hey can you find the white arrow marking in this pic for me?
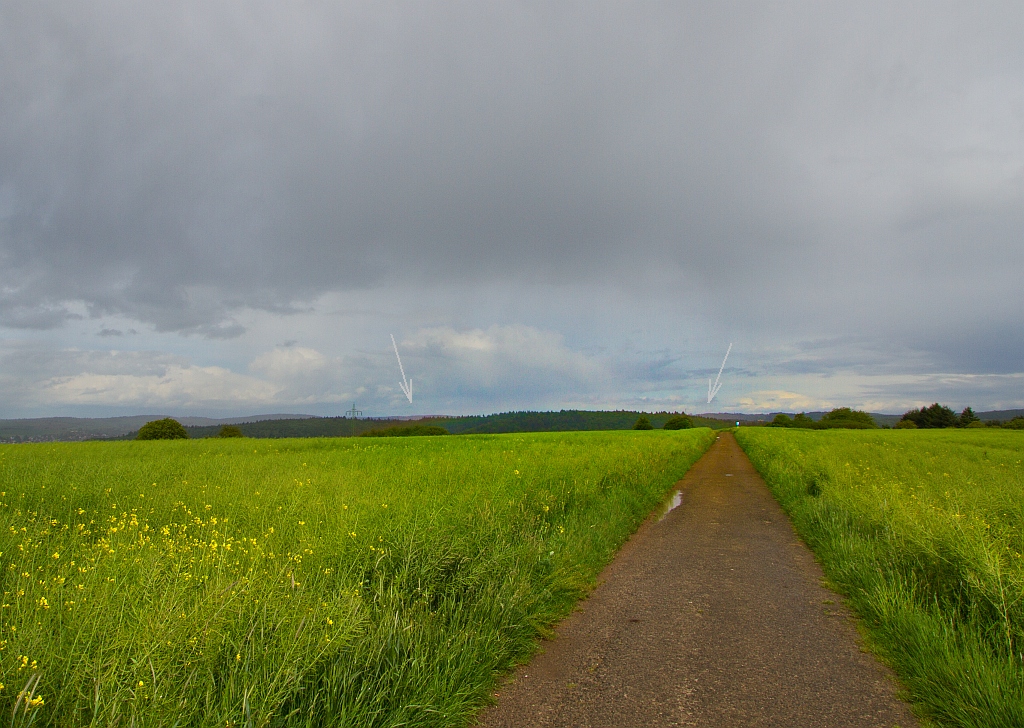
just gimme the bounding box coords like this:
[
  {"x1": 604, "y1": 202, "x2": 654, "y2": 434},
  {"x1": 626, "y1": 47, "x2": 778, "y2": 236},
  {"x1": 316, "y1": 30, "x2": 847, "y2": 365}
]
[
  {"x1": 391, "y1": 334, "x2": 413, "y2": 404},
  {"x1": 707, "y1": 343, "x2": 732, "y2": 404}
]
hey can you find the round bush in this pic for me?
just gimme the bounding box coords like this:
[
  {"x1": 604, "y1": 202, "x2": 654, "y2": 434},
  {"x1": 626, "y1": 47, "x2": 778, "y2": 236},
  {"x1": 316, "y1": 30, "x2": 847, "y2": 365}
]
[
  {"x1": 217, "y1": 425, "x2": 245, "y2": 438},
  {"x1": 136, "y1": 418, "x2": 189, "y2": 440},
  {"x1": 633, "y1": 416, "x2": 654, "y2": 430},
  {"x1": 663, "y1": 415, "x2": 693, "y2": 430}
]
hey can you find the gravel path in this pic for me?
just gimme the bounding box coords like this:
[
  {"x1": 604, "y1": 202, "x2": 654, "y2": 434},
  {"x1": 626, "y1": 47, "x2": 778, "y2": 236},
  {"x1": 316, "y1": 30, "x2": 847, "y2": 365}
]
[{"x1": 476, "y1": 432, "x2": 918, "y2": 728}]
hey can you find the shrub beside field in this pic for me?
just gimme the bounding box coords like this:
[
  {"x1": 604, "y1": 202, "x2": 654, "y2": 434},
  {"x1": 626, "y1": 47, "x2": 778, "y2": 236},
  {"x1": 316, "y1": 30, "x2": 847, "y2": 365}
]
[
  {"x1": 736, "y1": 428, "x2": 1024, "y2": 728},
  {"x1": 0, "y1": 429, "x2": 713, "y2": 726}
]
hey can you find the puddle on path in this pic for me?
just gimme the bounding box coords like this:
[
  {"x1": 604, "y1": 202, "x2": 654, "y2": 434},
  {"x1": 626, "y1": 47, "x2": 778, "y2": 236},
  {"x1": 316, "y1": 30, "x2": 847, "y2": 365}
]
[{"x1": 659, "y1": 490, "x2": 683, "y2": 520}]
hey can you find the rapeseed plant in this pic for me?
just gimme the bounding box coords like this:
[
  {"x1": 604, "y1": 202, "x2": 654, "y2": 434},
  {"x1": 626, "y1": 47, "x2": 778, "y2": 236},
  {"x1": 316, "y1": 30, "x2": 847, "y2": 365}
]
[
  {"x1": 738, "y1": 428, "x2": 1024, "y2": 728},
  {"x1": 0, "y1": 429, "x2": 712, "y2": 726}
]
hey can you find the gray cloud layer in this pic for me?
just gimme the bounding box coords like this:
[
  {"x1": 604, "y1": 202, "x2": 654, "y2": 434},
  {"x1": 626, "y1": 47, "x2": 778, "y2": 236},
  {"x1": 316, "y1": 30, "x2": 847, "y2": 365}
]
[{"x1": 2, "y1": 3, "x2": 1023, "y2": 414}]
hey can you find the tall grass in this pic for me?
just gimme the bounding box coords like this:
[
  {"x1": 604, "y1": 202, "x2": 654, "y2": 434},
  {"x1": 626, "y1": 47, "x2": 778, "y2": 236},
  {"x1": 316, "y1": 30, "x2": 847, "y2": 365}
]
[
  {"x1": 0, "y1": 429, "x2": 714, "y2": 726},
  {"x1": 736, "y1": 428, "x2": 1024, "y2": 727}
]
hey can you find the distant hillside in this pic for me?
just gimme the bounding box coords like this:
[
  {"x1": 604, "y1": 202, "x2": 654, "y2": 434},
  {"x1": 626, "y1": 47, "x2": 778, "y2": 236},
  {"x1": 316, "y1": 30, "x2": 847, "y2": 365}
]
[
  {"x1": 979, "y1": 409, "x2": 1024, "y2": 422},
  {"x1": 176, "y1": 410, "x2": 732, "y2": 439},
  {"x1": 0, "y1": 414, "x2": 315, "y2": 443},
  {"x1": 700, "y1": 412, "x2": 772, "y2": 422},
  {"x1": 5, "y1": 406, "x2": 1017, "y2": 443},
  {"x1": 184, "y1": 417, "x2": 398, "y2": 440}
]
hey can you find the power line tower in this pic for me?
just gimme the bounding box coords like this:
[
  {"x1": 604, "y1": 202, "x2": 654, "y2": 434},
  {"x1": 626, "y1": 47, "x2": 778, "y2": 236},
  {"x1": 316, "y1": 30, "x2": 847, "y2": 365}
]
[{"x1": 345, "y1": 403, "x2": 362, "y2": 419}]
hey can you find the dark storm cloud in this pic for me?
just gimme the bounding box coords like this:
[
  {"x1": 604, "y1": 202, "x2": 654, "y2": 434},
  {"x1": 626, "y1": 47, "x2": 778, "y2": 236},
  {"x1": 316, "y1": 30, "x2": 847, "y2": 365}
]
[{"x1": 1, "y1": 0, "x2": 1022, "y2": 379}]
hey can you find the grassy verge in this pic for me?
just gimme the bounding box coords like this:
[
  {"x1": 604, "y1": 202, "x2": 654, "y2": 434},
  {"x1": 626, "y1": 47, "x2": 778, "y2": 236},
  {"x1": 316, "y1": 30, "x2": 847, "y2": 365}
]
[
  {"x1": 0, "y1": 428, "x2": 714, "y2": 726},
  {"x1": 735, "y1": 428, "x2": 1024, "y2": 727}
]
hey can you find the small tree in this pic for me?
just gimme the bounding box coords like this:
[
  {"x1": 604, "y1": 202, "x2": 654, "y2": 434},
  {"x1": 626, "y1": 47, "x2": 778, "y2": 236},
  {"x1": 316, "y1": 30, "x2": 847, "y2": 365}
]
[
  {"x1": 136, "y1": 418, "x2": 188, "y2": 440},
  {"x1": 958, "y1": 407, "x2": 980, "y2": 428},
  {"x1": 901, "y1": 403, "x2": 958, "y2": 429},
  {"x1": 663, "y1": 415, "x2": 692, "y2": 430},
  {"x1": 893, "y1": 420, "x2": 917, "y2": 429},
  {"x1": 217, "y1": 425, "x2": 244, "y2": 438},
  {"x1": 769, "y1": 414, "x2": 793, "y2": 427},
  {"x1": 792, "y1": 413, "x2": 818, "y2": 429},
  {"x1": 633, "y1": 416, "x2": 654, "y2": 430}
]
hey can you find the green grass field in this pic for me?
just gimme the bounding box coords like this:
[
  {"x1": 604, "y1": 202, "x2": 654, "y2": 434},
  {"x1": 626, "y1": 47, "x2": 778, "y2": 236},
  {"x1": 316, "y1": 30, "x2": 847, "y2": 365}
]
[
  {"x1": 0, "y1": 429, "x2": 714, "y2": 726},
  {"x1": 735, "y1": 428, "x2": 1024, "y2": 728}
]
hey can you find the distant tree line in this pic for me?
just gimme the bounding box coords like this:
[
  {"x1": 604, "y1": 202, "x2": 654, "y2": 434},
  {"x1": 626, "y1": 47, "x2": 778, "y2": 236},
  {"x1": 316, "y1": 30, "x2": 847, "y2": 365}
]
[
  {"x1": 120, "y1": 410, "x2": 731, "y2": 441},
  {"x1": 767, "y1": 404, "x2": 1024, "y2": 431},
  {"x1": 121, "y1": 406, "x2": 1024, "y2": 441},
  {"x1": 768, "y1": 407, "x2": 878, "y2": 429},
  {"x1": 359, "y1": 425, "x2": 449, "y2": 437},
  {"x1": 896, "y1": 403, "x2": 1024, "y2": 429},
  {"x1": 443, "y1": 409, "x2": 719, "y2": 434}
]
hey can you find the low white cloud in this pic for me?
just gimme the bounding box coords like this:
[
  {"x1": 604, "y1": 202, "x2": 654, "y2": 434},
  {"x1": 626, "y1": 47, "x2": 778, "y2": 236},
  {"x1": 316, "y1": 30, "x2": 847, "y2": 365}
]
[
  {"x1": 732, "y1": 372, "x2": 1024, "y2": 415},
  {"x1": 249, "y1": 347, "x2": 329, "y2": 379},
  {"x1": 42, "y1": 365, "x2": 280, "y2": 408},
  {"x1": 736, "y1": 390, "x2": 825, "y2": 413},
  {"x1": 0, "y1": 346, "x2": 286, "y2": 414}
]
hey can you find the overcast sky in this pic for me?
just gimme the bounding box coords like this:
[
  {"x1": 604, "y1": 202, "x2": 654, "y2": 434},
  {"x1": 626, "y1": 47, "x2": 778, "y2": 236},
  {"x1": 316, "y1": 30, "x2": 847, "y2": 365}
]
[{"x1": 1, "y1": 2, "x2": 1022, "y2": 418}]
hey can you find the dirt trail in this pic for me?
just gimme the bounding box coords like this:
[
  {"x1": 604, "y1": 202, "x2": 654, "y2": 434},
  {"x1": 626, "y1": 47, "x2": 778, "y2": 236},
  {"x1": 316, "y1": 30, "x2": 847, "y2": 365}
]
[{"x1": 476, "y1": 432, "x2": 918, "y2": 728}]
